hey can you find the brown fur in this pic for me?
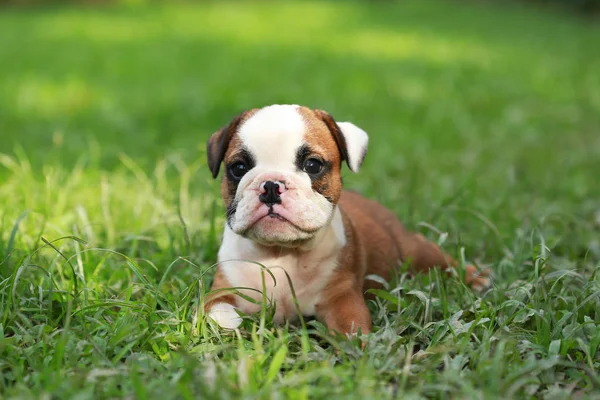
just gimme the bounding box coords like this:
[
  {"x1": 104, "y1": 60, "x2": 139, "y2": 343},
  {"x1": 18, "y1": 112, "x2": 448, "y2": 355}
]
[
  {"x1": 297, "y1": 106, "x2": 344, "y2": 203},
  {"x1": 207, "y1": 109, "x2": 259, "y2": 213},
  {"x1": 220, "y1": 135, "x2": 245, "y2": 210},
  {"x1": 315, "y1": 191, "x2": 489, "y2": 335},
  {"x1": 315, "y1": 209, "x2": 371, "y2": 335},
  {"x1": 207, "y1": 108, "x2": 258, "y2": 179}
]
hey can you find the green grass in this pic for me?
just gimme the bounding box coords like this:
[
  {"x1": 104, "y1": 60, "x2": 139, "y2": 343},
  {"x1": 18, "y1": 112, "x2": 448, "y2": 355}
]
[{"x1": 1, "y1": 0, "x2": 599, "y2": 398}]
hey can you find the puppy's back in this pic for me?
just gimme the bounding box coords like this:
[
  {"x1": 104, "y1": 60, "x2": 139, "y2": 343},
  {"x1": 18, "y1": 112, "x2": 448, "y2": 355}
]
[
  {"x1": 338, "y1": 190, "x2": 404, "y2": 284},
  {"x1": 339, "y1": 190, "x2": 455, "y2": 285}
]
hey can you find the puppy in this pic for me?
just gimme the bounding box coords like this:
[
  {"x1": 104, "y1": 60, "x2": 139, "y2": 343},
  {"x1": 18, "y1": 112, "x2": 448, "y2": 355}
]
[{"x1": 204, "y1": 105, "x2": 489, "y2": 335}]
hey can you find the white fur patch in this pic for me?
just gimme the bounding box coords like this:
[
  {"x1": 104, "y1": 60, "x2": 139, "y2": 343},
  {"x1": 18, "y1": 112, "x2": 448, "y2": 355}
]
[
  {"x1": 218, "y1": 207, "x2": 346, "y2": 322},
  {"x1": 331, "y1": 204, "x2": 346, "y2": 246},
  {"x1": 208, "y1": 302, "x2": 243, "y2": 330},
  {"x1": 337, "y1": 122, "x2": 369, "y2": 172},
  {"x1": 238, "y1": 104, "x2": 304, "y2": 171}
]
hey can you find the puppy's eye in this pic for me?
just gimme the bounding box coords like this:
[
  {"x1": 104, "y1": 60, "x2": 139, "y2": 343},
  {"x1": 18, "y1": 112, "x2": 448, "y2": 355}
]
[
  {"x1": 229, "y1": 162, "x2": 249, "y2": 179},
  {"x1": 303, "y1": 158, "x2": 324, "y2": 175}
]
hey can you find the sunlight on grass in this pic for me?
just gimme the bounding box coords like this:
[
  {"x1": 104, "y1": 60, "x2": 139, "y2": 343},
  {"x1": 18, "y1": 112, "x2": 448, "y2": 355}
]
[
  {"x1": 0, "y1": 151, "x2": 219, "y2": 252},
  {"x1": 38, "y1": 2, "x2": 495, "y2": 67},
  {"x1": 336, "y1": 29, "x2": 494, "y2": 65},
  {"x1": 14, "y1": 77, "x2": 100, "y2": 117}
]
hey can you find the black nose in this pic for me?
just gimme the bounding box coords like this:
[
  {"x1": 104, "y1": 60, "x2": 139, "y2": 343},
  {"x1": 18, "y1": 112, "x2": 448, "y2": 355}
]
[{"x1": 259, "y1": 181, "x2": 282, "y2": 205}]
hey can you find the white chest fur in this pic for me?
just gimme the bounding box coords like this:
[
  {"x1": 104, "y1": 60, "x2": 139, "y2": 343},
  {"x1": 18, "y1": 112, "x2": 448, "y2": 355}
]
[{"x1": 213, "y1": 207, "x2": 346, "y2": 325}]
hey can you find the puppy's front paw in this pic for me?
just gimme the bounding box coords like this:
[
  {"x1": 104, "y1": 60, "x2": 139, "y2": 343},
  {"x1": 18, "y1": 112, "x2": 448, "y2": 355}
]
[{"x1": 208, "y1": 303, "x2": 242, "y2": 330}]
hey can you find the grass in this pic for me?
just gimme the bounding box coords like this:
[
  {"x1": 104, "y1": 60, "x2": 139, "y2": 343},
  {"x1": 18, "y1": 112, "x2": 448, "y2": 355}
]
[{"x1": 1, "y1": 0, "x2": 599, "y2": 398}]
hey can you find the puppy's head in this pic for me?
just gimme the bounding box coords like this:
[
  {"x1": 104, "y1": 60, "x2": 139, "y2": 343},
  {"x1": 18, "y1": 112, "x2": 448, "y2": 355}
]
[{"x1": 207, "y1": 105, "x2": 368, "y2": 246}]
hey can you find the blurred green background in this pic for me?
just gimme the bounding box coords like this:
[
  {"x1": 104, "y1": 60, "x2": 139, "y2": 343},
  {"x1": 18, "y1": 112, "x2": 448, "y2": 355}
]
[
  {"x1": 1, "y1": 0, "x2": 599, "y2": 252},
  {"x1": 1, "y1": 1, "x2": 600, "y2": 397}
]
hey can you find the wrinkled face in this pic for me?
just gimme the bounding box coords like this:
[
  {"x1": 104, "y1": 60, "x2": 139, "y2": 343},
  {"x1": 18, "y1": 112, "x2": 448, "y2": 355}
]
[{"x1": 207, "y1": 105, "x2": 368, "y2": 246}]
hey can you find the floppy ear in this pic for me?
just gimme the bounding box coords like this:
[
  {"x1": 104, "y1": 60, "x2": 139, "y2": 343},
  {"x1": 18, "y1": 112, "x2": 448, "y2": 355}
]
[
  {"x1": 314, "y1": 109, "x2": 369, "y2": 173},
  {"x1": 206, "y1": 110, "x2": 255, "y2": 178}
]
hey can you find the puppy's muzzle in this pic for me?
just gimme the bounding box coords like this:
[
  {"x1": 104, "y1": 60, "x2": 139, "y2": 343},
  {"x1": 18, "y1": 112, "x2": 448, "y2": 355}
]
[{"x1": 259, "y1": 180, "x2": 287, "y2": 206}]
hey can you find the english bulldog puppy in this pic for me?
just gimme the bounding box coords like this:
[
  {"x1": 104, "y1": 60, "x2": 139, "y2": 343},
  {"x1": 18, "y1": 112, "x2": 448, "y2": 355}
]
[{"x1": 204, "y1": 104, "x2": 489, "y2": 335}]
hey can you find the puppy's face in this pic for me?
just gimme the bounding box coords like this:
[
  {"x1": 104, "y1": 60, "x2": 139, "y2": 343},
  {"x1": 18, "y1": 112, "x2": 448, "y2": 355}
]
[{"x1": 207, "y1": 105, "x2": 368, "y2": 246}]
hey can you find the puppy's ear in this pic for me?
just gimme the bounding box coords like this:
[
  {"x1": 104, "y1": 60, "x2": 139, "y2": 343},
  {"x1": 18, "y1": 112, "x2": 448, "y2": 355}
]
[
  {"x1": 314, "y1": 109, "x2": 369, "y2": 173},
  {"x1": 207, "y1": 110, "x2": 255, "y2": 178}
]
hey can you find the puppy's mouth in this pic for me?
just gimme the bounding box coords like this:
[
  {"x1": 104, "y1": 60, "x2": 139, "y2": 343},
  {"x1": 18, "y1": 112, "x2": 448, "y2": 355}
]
[
  {"x1": 259, "y1": 207, "x2": 294, "y2": 226},
  {"x1": 266, "y1": 208, "x2": 287, "y2": 221},
  {"x1": 245, "y1": 205, "x2": 321, "y2": 235}
]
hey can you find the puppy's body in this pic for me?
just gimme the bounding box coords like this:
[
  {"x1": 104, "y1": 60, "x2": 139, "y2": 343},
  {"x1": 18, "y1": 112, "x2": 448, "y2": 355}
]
[
  {"x1": 215, "y1": 207, "x2": 346, "y2": 323},
  {"x1": 204, "y1": 105, "x2": 489, "y2": 334}
]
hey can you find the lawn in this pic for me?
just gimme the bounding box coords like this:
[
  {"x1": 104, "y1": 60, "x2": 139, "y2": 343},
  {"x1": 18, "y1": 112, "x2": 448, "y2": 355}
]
[{"x1": 1, "y1": 0, "x2": 600, "y2": 398}]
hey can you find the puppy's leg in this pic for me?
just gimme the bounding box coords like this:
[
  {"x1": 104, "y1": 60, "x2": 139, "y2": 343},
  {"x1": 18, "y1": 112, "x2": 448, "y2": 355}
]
[
  {"x1": 399, "y1": 232, "x2": 490, "y2": 291},
  {"x1": 316, "y1": 277, "x2": 372, "y2": 336},
  {"x1": 204, "y1": 268, "x2": 242, "y2": 330}
]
